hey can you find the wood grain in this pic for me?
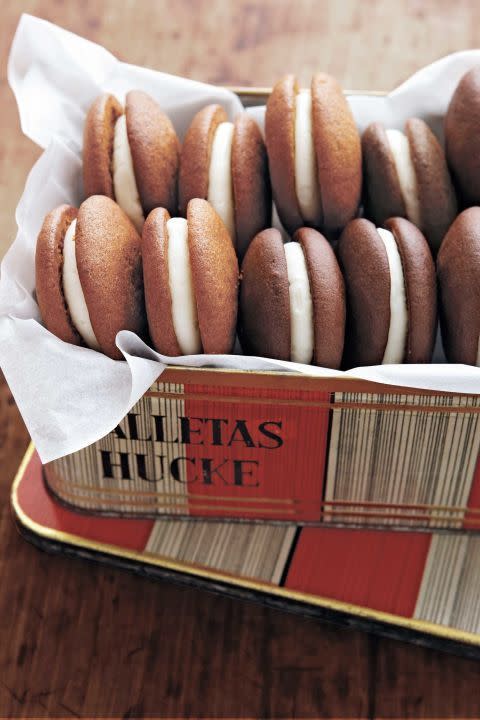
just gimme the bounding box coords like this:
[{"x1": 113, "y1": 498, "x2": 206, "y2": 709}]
[{"x1": 2, "y1": 0, "x2": 480, "y2": 716}]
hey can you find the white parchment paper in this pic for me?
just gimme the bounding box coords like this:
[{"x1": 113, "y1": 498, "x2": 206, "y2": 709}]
[{"x1": 1, "y1": 14, "x2": 480, "y2": 463}]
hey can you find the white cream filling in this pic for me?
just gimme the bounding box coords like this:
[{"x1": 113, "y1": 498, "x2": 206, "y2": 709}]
[
  {"x1": 377, "y1": 228, "x2": 408, "y2": 364},
  {"x1": 112, "y1": 114, "x2": 145, "y2": 233},
  {"x1": 294, "y1": 89, "x2": 321, "y2": 222},
  {"x1": 284, "y1": 242, "x2": 314, "y2": 364},
  {"x1": 167, "y1": 217, "x2": 202, "y2": 355},
  {"x1": 62, "y1": 219, "x2": 100, "y2": 351},
  {"x1": 208, "y1": 121, "x2": 235, "y2": 240},
  {"x1": 385, "y1": 129, "x2": 421, "y2": 227}
]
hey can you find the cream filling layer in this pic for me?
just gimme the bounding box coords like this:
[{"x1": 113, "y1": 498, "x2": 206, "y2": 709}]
[
  {"x1": 284, "y1": 242, "x2": 314, "y2": 364},
  {"x1": 167, "y1": 217, "x2": 202, "y2": 355},
  {"x1": 62, "y1": 219, "x2": 100, "y2": 351},
  {"x1": 294, "y1": 89, "x2": 321, "y2": 223},
  {"x1": 385, "y1": 129, "x2": 421, "y2": 227},
  {"x1": 112, "y1": 114, "x2": 145, "y2": 233},
  {"x1": 377, "y1": 228, "x2": 408, "y2": 364},
  {"x1": 208, "y1": 121, "x2": 235, "y2": 240}
]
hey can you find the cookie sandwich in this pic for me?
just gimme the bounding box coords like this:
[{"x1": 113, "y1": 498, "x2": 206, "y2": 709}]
[
  {"x1": 265, "y1": 73, "x2": 362, "y2": 236},
  {"x1": 179, "y1": 106, "x2": 271, "y2": 259},
  {"x1": 362, "y1": 119, "x2": 457, "y2": 255},
  {"x1": 35, "y1": 195, "x2": 145, "y2": 360},
  {"x1": 83, "y1": 90, "x2": 180, "y2": 232},
  {"x1": 437, "y1": 207, "x2": 480, "y2": 366},
  {"x1": 337, "y1": 217, "x2": 436, "y2": 367},
  {"x1": 142, "y1": 198, "x2": 239, "y2": 355},
  {"x1": 239, "y1": 227, "x2": 345, "y2": 368}
]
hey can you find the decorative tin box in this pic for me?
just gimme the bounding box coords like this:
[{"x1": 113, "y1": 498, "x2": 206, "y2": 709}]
[{"x1": 44, "y1": 367, "x2": 480, "y2": 530}]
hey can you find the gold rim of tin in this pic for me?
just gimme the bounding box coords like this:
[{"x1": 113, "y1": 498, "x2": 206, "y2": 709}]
[
  {"x1": 157, "y1": 365, "x2": 480, "y2": 397},
  {"x1": 227, "y1": 86, "x2": 386, "y2": 98}
]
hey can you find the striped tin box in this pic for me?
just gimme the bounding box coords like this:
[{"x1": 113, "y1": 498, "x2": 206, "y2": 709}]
[
  {"x1": 13, "y1": 445, "x2": 480, "y2": 658},
  {"x1": 43, "y1": 368, "x2": 480, "y2": 530}
]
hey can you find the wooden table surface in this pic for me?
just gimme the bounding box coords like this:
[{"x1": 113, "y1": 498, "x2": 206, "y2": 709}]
[{"x1": 2, "y1": 1, "x2": 480, "y2": 716}]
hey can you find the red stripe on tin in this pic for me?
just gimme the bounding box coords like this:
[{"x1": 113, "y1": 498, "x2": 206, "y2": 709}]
[
  {"x1": 465, "y1": 453, "x2": 480, "y2": 529},
  {"x1": 285, "y1": 527, "x2": 431, "y2": 616},
  {"x1": 183, "y1": 384, "x2": 331, "y2": 521},
  {"x1": 18, "y1": 451, "x2": 154, "y2": 551}
]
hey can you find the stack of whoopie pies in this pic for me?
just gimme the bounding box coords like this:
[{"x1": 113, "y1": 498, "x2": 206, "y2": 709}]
[{"x1": 35, "y1": 68, "x2": 480, "y2": 368}]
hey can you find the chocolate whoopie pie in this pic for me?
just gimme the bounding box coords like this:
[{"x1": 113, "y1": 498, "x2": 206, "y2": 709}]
[
  {"x1": 337, "y1": 217, "x2": 436, "y2": 368},
  {"x1": 265, "y1": 73, "x2": 362, "y2": 237},
  {"x1": 35, "y1": 195, "x2": 145, "y2": 360},
  {"x1": 83, "y1": 91, "x2": 180, "y2": 232},
  {"x1": 437, "y1": 207, "x2": 480, "y2": 366},
  {"x1": 445, "y1": 66, "x2": 480, "y2": 207},
  {"x1": 179, "y1": 106, "x2": 271, "y2": 259},
  {"x1": 239, "y1": 227, "x2": 345, "y2": 368},
  {"x1": 362, "y1": 119, "x2": 457, "y2": 255},
  {"x1": 142, "y1": 198, "x2": 239, "y2": 355}
]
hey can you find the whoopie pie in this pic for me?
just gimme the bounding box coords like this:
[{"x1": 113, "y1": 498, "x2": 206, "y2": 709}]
[
  {"x1": 265, "y1": 73, "x2": 362, "y2": 237},
  {"x1": 362, "y1": 118, "x2": 457, "y2": 255},
  {"x1": 239, "y1": 227, "x2": 345, "y2": 368},
  {"x1": 35, "y1": 195, "x2": 145, "y2": 360},
  {"x1": 337, "y1": 217, "x2": 437, "y2": 368},
  {"x1": 437, "y1": 207, "x2": 480, "y2": 366},
  {"x1": 179, "y1": 106, "x2": 271, "y2": 259},
  {"x1": 142, "y1": 199, "x2": 239, "y2": 356},
  {"x1": 83, "y1": 91, "x2": 180, "y2": 232}
]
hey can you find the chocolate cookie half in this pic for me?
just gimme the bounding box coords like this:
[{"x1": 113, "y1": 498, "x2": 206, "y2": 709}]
[
  {"x1": 179, "y1": 106, "x2": 271, "y2": 259},
  {"x1": 445, "y1": 66, "x2": 480, "y2": 207},
  {"x1": 265, "y1": 73, "x2": 362, "y2": 237},
  {"x1": 437, "y1": 207, "x2": 480, "y2": 365},
  {"x1": 142, "y1": 199, "x2": 239, "y2": 355},
  {"x1": 83, "y1": 91, "x2": 180, "y2": 232},
  {"x1": 239, "y1": 227, "x2": 345, "y2": 368},
  {"x1": 362, "y1": 119, "x2": 457, "y2": 255},
  {"x1": 36, "y1": 196, "x2": 145, "y2": 360},
  {"x1": 337, "y1": 217, "x2": 436, "y2": 367}
]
